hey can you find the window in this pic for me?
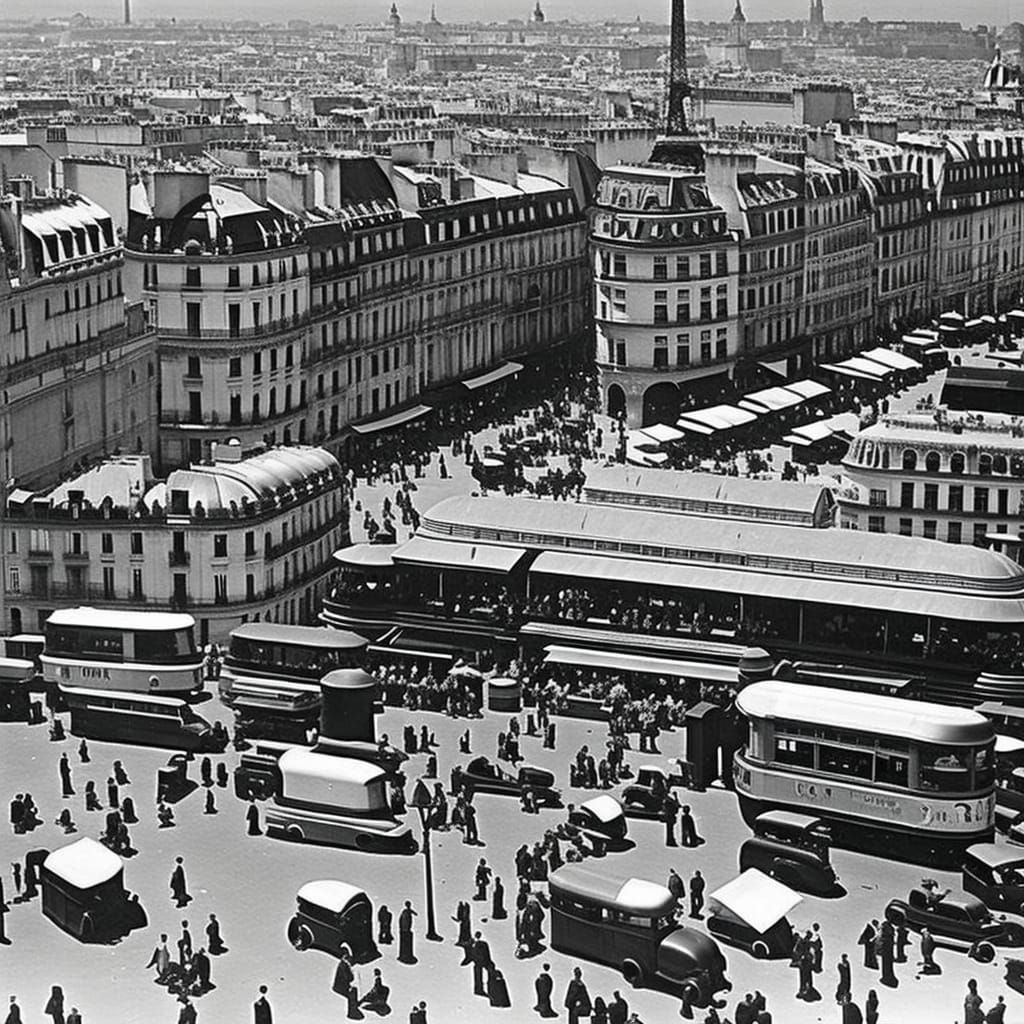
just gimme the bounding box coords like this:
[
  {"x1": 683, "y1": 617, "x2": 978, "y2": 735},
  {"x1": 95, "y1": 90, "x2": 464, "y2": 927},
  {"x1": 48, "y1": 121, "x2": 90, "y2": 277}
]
[
  {"x1": 699, "y1": 253, "x2": 712, "y2": 278},
  {"x1": 653, "y1": 337, "x2": 668, "y2": 369},
  {"x1": 974, "y1": 523, "x2": 989, "y2": 546},
  {"x1": 899, "y1": 482, "x2": 914, "y2": 509},
  {"x1": 612, "y1": 254, "x2": 627, "y2": 278},
  {"x1": 869, "y1": 489, "x2": 887, "y2": 508},
  {"x1": 774, "y1": 736, "x2": 814, "y2": 768},
  {"x1": 244, "y1": 531, "x2": 256, "y2": 557},
  {"x1": 185, "y1": 303, "x2": 201, "y2": 336},
  {"x1": 228, "y1": 357, "x2": 242, "y2": 379},
  {"x1": 186, "y1": 356, "x2": 201, "y2": 378},
  {"x1": 246, "y1": 574, "x2": 256, "y2": 602},
  {"x1": 923, "y1": 484, "x2": 938, "y2": 511},
  {"x1": 270, "y1": 349, "x2": 278, "y2": 372},
  {"x1": 653, "y1": 256, "x2": 667, "y2": 281},
  {"x1": 185, "y1": 266, "x2": 201, "y2": 288},
  {"x1": 874, "y1": 751, "x2": 909, "y2": 787},
  {"x1": 129, "y1": 533, "x2": 143, "y2": 556},
  {"x1": 948, "y1": 521, "x2": 962, "y2": 544},
  {"x1": 716, "y1": 251, "x2": 728, "y2": 276},
  {"x1": 8, "y1": 567, "x2": 19, "y2": 594},
  {"x1": 214, "y1": 575, "x2": 228, "y2": 604},
  {"x1": 675, "y1": 256, "x2": 690, "y2": 280},
  {"x1": 101, "y1": 532, "x2": 113, "y2": 554},
  {"x1": 868, "y1": 515, "x2": 885, "y2": 533},
  {"x1": 819, "y1": 744, "x2": 874, "y2": 781},
  {"x1": 923, "y1": 520, "x2": 937, "y2": 539},
  {"x1": 132, "y1": 568, "x2": 143, "y2": 599},
  {"x1": 974, "y1": 487, "x2": 989, "y2": 514},
  {"x1": 227, "y1": 266, "x2": 240, "y2": 288},
  {"x1": 948, "y1": 485, "x2": 964, "y2": 512},
  {"x1": 899, "y1": 518, "x2": 912, "y2": 536},
  {"x1": 252, "y1": 352, "x2": 262, "y2": 376},
  {"x1": 902, "y1": 449, "x2": 917, "y2": 471},
  {"x1": 653, "y1": 291, "x2": 668, "y2": 323},
  {"x1": 950, "y1": 452, "x2": 966, "y2": 474},
  {"x1": 979, "y1": 453, "x2": 993, "y2": 476},
  {"x1": 213, "y1": 534, "x2": 227, "y2": 558},
  {"x1": 102, "y1": 566, "x2": 114, "y2": 600},
  {"x1": 676, "y1": 337, "x2": 690, "y2": 367},
  {"x1": 924, "y1": 451, "x2": 941, "y2": 473}
]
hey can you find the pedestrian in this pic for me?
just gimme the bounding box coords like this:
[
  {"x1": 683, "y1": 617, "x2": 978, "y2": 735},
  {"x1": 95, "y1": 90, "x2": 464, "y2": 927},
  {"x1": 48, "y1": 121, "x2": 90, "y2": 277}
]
[
  {"x1": 534, "y1": 963, "x2": 556, "y2": 1018},
  {"x1": 206, "y1": 914, "x2": 226, "y2": 955},
  {"x1": 359, "y1": 968, "x2": 390, "y2": 1014},
  {"x1": 203, "y1": 790, "x2": 216, "y2": 815},
  {"x1": 331, "y1": 947, "x2": 359, "y2": 1019},
  {"x1": 475, "y1": 858, "x2": 492, "y2": 900},
  {"x1": 0, "y1": 879, "x2": 8, "y2": 944},
  {"x1": 121, "y1": 796, "x2": 137, "y2": 824},
  {"x1": 378, "y1": 903, "x2": 394, "y2": 945},
  {"x1": 463, "y1": 799, "x2": 479, "y2": 845},
  {"x1": 170, "y1": 857, "x2": 190, "y2": 908},
  {"x1": 178, "y1": 920, "x2": 193, "y2": 962},
  {"x1": 919, "y1": 926, "x2": 938, "y2": 974},
  {"x1": 158, "y1": 803, "x2": 175, "y2": 828},
  {"x1": 398, "y1": 900, "x2": 417, "y2": 963},
  {"x1": 200, "y1": 757, "x2": 213, "y2": 787},
  {"x1": 78, "y1": 739, "x2": 89, "y2": 763},
  {"x1": 839, "y1": 993, "x2": 863, "y2": 1024},
  {"x1": 564, "y1": 967, "x2": 592, "y2": 1024},
  {"x1": 878, "y1": 919, "x2": 896, "y2": 987},
  {"x1": 858, "y1": 920, "x2": 878, "y2": 969},
  {"x1": 835, "y1": 953, "x2": 851, "y2": 1004},
  {"x1": 680, "y1": 804, "x2": 700, "y2": 846},
  {"x1": 797, "y1": 946, "x2": 817, "y2": 1001},
  {"x1": 65, "y1": 1011, "x2": 80, "y2": 1024},
  {"x1": 470, "y1": 931, "x2": 491, "y2": 997},
  {"x1": 662, "y1": 792, "x2": 678, "y2": 847},
  {"x1": 667, "y1": 867, "x2": 685, "y2": 908},
  {"x1": 113, "y1": 760, "x2": 130, "y2": 786},
  {"x1": 10, "y1": 863, "x2": 21, "y2": 896},
  {"x1": 43, "y1": 985, "x2": 64, "y2": 1024},
  {"x1": 147, "y1": 934, "x2": 172, "y2": 981},
  {"x1": 492, "y1": 876, "x2": 507, "y2": 920},
  {"x1": 964, "y1": 979, "x2": 984, "y2": 1024},
  {"x1": 246, "y1": 798, "x2": 261, "y2": 835},
  {"x1": 216, "y1": 763, "x2": 228, "y2": 788},
  {"x1": 811, "y1": 922, "x2": 823, "y2": 973},
  {"x1": 107, "y1": 776, "x2": 119, "y2": 809},
  {"x1": 59, "y1": 753, "x2": 74, "y2": 797},
  {"x1": 253, "y1": 985, "x2": 272, "y2": 1024},
  {"x1": 177, "y1": 994, "x2": 197, "y2": 1024},
  {"x1": 84, "y1": 782, "x2": 101, "y2": 812},
  {"x1": 488, "y1": 966, "x2": 511, "y2": 1008},
  {"x1": 895, "y1": 921, "x2": 909, "y2": 963},
  {"x1": 409, "y1": 1001, "x2": 427, "y2": 1024},
  {"x1": 865, "y1": 989, "x2": 879, "y2": 1024},
  {"x1": 689, "y1": 869, "x2": 705, "y2": 918},
  {"x1": 608, "y1": 990, "x2": 628, "y2": 1024},
  {"x1": 986, "y1": 995, "x2": 1007, "y2": 1023},
  {"x1": 4, "y1": 996, "x2": 21, "y2": 1024},
  {"x1": 192, "y1": 947, "x2": 211, "y2": 993}
]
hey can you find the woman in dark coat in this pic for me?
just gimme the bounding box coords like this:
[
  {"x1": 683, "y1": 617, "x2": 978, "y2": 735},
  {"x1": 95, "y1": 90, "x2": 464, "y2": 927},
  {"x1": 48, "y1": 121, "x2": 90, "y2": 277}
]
[
  {"x1": 488, "y1": 967, "x2": 511, "y2": 1008},
  {"x1": 43, "y1": 986, "x2": 64, "y2": 1024}
]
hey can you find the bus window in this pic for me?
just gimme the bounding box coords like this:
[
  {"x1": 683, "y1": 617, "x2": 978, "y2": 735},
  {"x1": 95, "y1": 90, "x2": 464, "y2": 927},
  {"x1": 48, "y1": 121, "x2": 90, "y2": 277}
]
[
  {"x1": 974, "y1": 745, "x2": 995, "y2": 788},
  {"x1": 874, "y1": 751, "x2": 909, "y2": 787},
  {"x1": 774, "y1": 736, "x2": 814, "y2": 769},
  {"x1": 609, "y1": 910, "x2": 659, "y2": 929},
  {"x1": 919, "y1": 745, "x2": 972, "y2": 792},
  {"x1": 818, "y1": 745, "x2": 873, "y2": 781}
]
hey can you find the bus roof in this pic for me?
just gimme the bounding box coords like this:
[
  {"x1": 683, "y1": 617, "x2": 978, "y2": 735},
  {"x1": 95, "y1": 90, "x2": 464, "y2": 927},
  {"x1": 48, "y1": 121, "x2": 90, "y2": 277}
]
[
  {"x1": 59, "y1": 685, "x2": 187, "y2": 708},
  {"x1": 297, "y1": 880, "x2": 368, "y2": 914},
  {"x1": 230, "y1": 622, "x2": 368, "y2": 649},
  {"x1": 46, "y1": 607, "x2": 195, "y2": 632},
  {"x1": 0, "y1": 657, "x2": 34, "y2": 673},
  {"x1": 278, "y1": 748, "x2": 384, "y2": 785},
  {"x1": 736, "y1": 680, "x2": 994, "y2": 745},
  {"x1": 549, "y1": 864, "x2": 676, "y2": 917}
]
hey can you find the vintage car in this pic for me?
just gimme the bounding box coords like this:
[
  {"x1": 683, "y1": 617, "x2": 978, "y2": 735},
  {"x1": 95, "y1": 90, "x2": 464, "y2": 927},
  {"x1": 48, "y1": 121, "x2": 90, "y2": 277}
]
[
  {"x1": 565, "y1": 795, "x2": 630, "y2": 853},
  {"x1": 621, "y1": 765, "x2": 674, "y2": 816},
  {"x1": 288, "y1": 880, "x2": 378, "y2": 963},
  {"x1": 706, "y1": 869, "x2": 801, "y2": 960},
  {"x1": 884, "y1": 886, "x2": 1024, "y2": 959},
  {"x1": 738, "y1": 811, "x2": 839, "y2": 897},
  {"x1": 963, "y1": 844, "x2": 1024, "y2": 915},
  {"x1": 454, "y1": 756, "x2": 561, "y2": 806}
]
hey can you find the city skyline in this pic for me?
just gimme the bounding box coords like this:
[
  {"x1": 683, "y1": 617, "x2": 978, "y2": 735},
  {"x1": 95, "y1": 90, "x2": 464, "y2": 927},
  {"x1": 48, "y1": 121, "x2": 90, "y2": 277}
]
[{"x1": 2, "y1": 0, "x2": 1020, "y2": 28}]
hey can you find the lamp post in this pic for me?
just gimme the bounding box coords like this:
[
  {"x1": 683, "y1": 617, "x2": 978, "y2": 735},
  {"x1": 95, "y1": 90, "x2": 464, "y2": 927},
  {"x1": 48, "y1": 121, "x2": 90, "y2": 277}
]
[{"x1": 409, "y1": 778, "x2": 442, "y2": 942}]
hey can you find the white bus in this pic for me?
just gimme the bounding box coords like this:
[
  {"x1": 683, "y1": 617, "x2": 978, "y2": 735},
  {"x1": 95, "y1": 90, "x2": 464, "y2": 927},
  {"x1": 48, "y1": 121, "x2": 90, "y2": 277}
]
[{"x1": 42, "y1": 608, "x2": 203, "y2": 695}]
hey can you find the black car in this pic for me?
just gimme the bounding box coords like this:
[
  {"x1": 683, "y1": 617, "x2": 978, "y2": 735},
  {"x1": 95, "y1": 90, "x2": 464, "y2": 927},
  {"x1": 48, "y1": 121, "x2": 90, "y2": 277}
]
[
  {"x1": 454, "y1": 756, "x2": 561, "y2": 806},
  {"x1": 739, "y1": 811, "x2": 839, "y2": 897},
  {"x1": 884, "y1": 886, "x2": 1024, "y2": 959}
]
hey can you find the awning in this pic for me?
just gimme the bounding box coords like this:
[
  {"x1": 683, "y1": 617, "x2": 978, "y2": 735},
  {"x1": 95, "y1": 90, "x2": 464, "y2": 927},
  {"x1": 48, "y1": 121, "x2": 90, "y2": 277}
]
[
  {"x1": 783, "y1": 421, "x2": 835, "y2": 445},
  {"x1": 640, "y1": 423, "x2": 685, "y2": 444},
  {"x1": 6, "y1": 488, "x2": 35, "y2": 505},
  {"x1": 332, "y1": 543, "x2": 397, "y2": 568},
  {"x1": 985, "y1": 532, "x2": 1023, "y2": 544},
  {"x1": 996, "y1": 735, "x2": 1024, "y2": 755},
  {"x1": 708, "y1": 868, "x2": 802, "y2": 934},
  {"x1": 393, "y1": 535, "x2": 527, "y2": 573},
  {"x1": 679, "y1": 404, "x2": 759, "y2": 431},
  {"x1": 543, "y1": 644, "x2": 738, "y2": 684},
  {"x1": 739, "y1": 386, "x2": 805, "y2": 413},
  {"x1": 1008, "y1": 309, "x2": 1024, "y2": 320},
  {"x1": 783, "y1": 379, "x2": 831, "y2": 401},
  {"x1": 758, "y1": 358, "x2": 790, "y2": 378},
  {"x1": 462, "y1": 361, "x2": 523, "y2": 392},
  {"x1": 819, "y1": 362, "x2": 879, "y2": 381},
  {"x1": 528, "y1": 550, "x2": 1024, "y2": 623},
  {"x1": 861, "y1": 347, "x2": 922, "y2": 372},
  {"x1": 349, "y1": 404, "x2": 433, "y2": 435},
  {"x1": 675, "y1": 418, "x2": 715, "y2": 436},
  {"x1": 839, "y1": 356, "x2": 894, "y2": 379}
]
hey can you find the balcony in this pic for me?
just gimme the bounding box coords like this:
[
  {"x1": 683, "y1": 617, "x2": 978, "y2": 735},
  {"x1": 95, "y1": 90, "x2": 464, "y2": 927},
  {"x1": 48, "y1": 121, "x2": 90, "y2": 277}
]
[
  {"x1": 62, "y1": 550, "x2": 90, "y2": 562},
  {"x1": 169, "y1": 550, "x2": 191, "y2": 567},
  {"x1": 158, "y1": 313, "x2": 309, "y2": 342}
]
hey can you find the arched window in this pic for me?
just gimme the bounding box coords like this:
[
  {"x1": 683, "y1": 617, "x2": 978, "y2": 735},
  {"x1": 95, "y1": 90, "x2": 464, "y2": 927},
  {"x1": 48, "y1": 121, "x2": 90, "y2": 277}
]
[
  {"x1": 979, "y1": 453, "x2": 993, "y2": 475},
  {"x1": 902, "y1": 449, "x2": 918, "y2": 471},
  {"x1": 950, "y1": 452, "x2": 966, "y2": 475},
  {"x1": 993, "y1": 454, "x2": 1008, "y2": 475},
  {"x1": 1012, "y1": 455, "x2": 1024, "y2": 478},
  {"x1": 925, "y1": 451, "x2": 941, "y2": 473},
  {"x1": 881, "y1": 448, "x2": 890, "y2": 469}
]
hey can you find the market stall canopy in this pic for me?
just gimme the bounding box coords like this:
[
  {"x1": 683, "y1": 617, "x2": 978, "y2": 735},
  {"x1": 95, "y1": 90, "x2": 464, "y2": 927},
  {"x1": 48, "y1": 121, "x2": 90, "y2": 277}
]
[
  {"x1": 639, "y1": 423, "x2": 685, "y2": 444},
  {"x1": 739, "y1": 386, "x2": 806, "y2": 414},
  {"x1": 708, "y1": 868, "x2": 802, "y2": 934},
  {"x1": 839, "y1": 356, "x2": 895, "y2": 379},
  {"x1": 44, "y1": 837, "x2": 122, "y2": 890},
  {"x1": 861, "y1": 347, "x2": 922, "y2": 372},
  {"x1": 349, "y1": 404, "x2": 433, "y2": 435},
  {"x1": 678, "y1": 404, "x2": 759, "y2": 432},
  {"x1": 783, "y1": 379, "x2": 831, "y2": 400},
  {"x1": 819, "y1": 362, "x2": 878, "y2": 381},
  {"x1": 462, "y1": 361, "x2": 523, "y2": 391}
]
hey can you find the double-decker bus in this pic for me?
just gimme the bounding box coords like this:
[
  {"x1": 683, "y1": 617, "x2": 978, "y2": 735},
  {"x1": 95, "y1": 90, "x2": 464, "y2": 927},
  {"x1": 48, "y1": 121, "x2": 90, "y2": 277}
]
[
  {"x1": 733, "y1": 679, "x2": 996, "y2": 862},
  {"x1": 41, "y1": 608, "x2": 202, "y2": 695},
  {"x1": 220, "y1": 623, "x2": 367, "y2": 703}
]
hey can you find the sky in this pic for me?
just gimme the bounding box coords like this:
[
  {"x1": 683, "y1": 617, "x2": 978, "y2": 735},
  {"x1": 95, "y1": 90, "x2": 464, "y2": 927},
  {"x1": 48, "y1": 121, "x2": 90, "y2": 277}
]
[{"x1": 2, "y1": 0, "x2": 1018, "y2": 31}]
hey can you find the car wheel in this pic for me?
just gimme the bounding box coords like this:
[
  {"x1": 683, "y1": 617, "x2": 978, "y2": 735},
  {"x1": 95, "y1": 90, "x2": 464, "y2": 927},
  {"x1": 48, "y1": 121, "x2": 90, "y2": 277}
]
[
  {"x1": 621, "y1": 958, "x2": 645, "y2": 988},
  {"x1": 974, "y1": 942, "x2": 996, "y2": 963},
  {"x1": 288, "y1": 920, "x2": 313, "y2": 951},
  {"x1": 885, "y1": 906, "x2": 905, "y2": 927},
  {"x1": 680, "y1": 979, "x2": 703, "y2": 1007},
  {"x1": 286, "y1": 825, "x2": 305, "y2": 843},
  {"x1": 751, "y1": 940, "x2": 770, "y2": 959}
]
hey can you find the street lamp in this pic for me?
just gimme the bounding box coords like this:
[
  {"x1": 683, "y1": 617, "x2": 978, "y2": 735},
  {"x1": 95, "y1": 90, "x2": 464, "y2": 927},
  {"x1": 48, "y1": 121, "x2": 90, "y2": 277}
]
[{"x1": 408, "y1": 777, "x2": 442, "y2": 942}]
